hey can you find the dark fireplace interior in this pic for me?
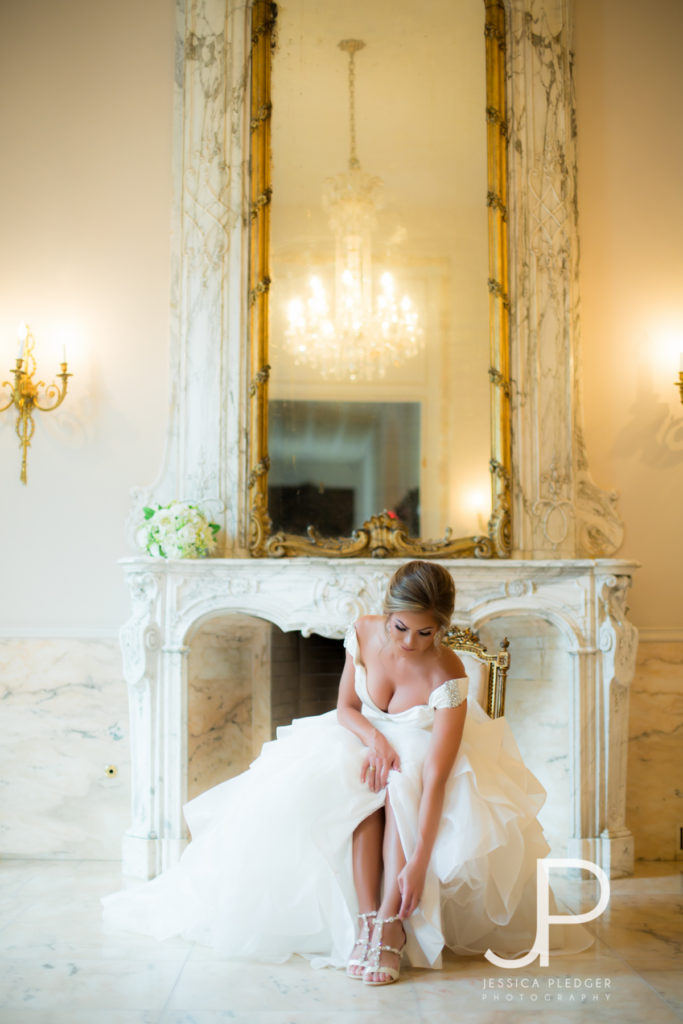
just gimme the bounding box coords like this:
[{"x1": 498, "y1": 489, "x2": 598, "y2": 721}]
[{"x1": 270, "y1": 628, "x2": 346, "y2": 733}]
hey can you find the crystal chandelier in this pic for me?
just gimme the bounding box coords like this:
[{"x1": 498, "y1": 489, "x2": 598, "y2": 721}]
[{"x1": 283, "y1": 39, "x2": 423, "y2": 382}]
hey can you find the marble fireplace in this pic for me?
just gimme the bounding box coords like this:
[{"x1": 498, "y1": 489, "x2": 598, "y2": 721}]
[
  {"x1": 119, "y1": 556, "x2": 638, "y2": 880},
  {"x1": 117, "y1": 0, "x2": 639, "y2": 880}
]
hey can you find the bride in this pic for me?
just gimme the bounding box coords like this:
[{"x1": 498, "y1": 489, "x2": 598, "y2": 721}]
[{"x1": 104, "y1": 560, "x2": 585, "y2": 984}]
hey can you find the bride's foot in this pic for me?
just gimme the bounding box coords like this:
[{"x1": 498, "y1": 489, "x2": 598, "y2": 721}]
[
  {"x1": 363, "y1": 915, "x2": 406, "y2": 986},
  {"x1": 346, "y1": 910, "x2": 377, "y2": 979}
]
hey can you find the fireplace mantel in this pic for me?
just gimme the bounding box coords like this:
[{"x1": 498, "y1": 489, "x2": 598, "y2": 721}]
[{"x1": 119, "y1": 556, "x2": 638, "y2": 880}]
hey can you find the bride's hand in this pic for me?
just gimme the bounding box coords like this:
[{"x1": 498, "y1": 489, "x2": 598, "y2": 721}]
[
  {"x1": 360, "y1": 735, "x2": 400, "y2": 792},
  {"x1": 397, "y1": 855, "x2": 428, "y2": 919}
]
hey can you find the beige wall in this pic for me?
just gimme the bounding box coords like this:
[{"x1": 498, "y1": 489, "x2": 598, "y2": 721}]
[
  {"x1": 574, "y1": 0, "x2": 683, "y2": 630},
  {"x1": 0, "y1": 0, "x2": 174, "y2": 629},
  {"x1": 575, "y1": 0, "x2": 683, "y2": 861}
]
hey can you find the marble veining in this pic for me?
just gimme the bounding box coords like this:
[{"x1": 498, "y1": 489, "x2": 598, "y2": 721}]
[
  {"x1": 479, "y1": 623, "x2": 572, "y2": 857},
  {"x1": 188, "y1": 617, "x2": 271, "y2": 801},
  {"x1": 626, "y1": 641, "x2": 683, "y2": 861},
  {"x1": 0, "y1": 638, "x2": 129, "y2": 860},
  {"x1": 505, "y1": 0, "x2": 624, "y2": 558}
]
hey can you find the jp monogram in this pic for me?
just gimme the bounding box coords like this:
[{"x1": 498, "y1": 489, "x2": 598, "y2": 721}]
[{"x1": 484, "y1": 858, "x2": 610, "y2": 968}]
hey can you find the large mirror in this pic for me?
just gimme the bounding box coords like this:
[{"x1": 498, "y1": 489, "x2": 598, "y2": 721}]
[{"x1": 247, "y1": 0, "x2": 510, "y2": 558}]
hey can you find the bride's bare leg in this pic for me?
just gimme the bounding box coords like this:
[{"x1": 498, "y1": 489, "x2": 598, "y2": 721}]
[
  {"x1": 365, "y1": 797, "x2": 407, "y2": 984},
  {"x1": 353, "y1": 807, "x2": 384, "y2": 910},
  {"x1": 348, "y1": 808, "x2": 384, "y2": 976}
]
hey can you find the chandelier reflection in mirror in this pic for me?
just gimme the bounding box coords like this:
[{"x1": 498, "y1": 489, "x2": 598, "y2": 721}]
[{"x1": 283, "y1": 39, "x2": 423, "y2": 382}]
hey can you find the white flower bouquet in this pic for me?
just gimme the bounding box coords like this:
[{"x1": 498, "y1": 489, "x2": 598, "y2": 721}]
[{"x1": 140, "y1": 501, "x2": 220, "y2": 559}]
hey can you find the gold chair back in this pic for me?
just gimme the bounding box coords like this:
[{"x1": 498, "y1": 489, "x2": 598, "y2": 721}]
[{"x1": 442, "y1": 627, "x2": 510, "y2": 719}]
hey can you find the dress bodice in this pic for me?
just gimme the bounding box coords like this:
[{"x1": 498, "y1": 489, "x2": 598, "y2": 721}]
[{"x1": 344, "y1": 623, "x2": 468, "y2": 730}]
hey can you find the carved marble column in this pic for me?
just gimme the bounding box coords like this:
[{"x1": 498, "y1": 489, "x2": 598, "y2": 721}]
[
  {"x1": 127, "y1": 0, "x2": 253, "y2": 554},
  {"x1": 119, "y1": 571, "x2": 164, "y2": 878},
  {"x1": 595, "y1": 572, "x2": 639, "y2": 874},
  {"x1": 158, "y1": 643, "x2": 190, "y2": 867},
  {"x1": 565, "y1": 568, "x2": 638, "y2": 875},
  {"x1": 506, "y1": 0, "x2": 624, "y2": 557}
]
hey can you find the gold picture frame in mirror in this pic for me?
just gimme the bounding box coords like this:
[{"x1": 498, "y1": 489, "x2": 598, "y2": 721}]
[{"x1": 247, "y1": 0, "x2": 510, "y2": 559}]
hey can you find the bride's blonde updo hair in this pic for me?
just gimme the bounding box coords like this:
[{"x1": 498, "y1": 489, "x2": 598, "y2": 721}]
[{"x1": 383, "y1": 560, "x2": 455, "y2": 635}]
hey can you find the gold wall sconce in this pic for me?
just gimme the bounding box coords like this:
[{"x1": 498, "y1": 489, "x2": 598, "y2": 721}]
[
  {"x1": 1, "y1": 324, "x2": 72, "y2": 484},
  {"x1": 677, "y1": 354, "x2": 683, "y2": 404}
]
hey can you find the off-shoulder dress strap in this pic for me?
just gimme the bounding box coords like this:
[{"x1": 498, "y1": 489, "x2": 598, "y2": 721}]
[
  {"x1": 343, "y1": 622, "x2": 359, "y2": 660},
  {"x1": 428, "y1": 676, "x2": 468, "y2": 710}
]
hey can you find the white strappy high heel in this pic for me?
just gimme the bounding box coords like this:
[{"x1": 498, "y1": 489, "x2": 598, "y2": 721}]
[
  {"x1": 363, "y1": 915, "x2": 406, "y2": 986},
  {"x1": 346, "y1": 910, "x2": 377, "y2": 979}
]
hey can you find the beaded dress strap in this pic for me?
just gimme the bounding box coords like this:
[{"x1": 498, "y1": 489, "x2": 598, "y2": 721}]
[{"x1": 429, "y1": 677, "x2": 468, "y2": 710}]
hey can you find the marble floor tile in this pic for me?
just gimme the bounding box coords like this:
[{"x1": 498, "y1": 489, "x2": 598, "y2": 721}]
[
  {"x1": 163, "y1": 958, "x2": 422, "y2": 1016},
  {"x1": 608, "y1": 865, "x2": 682, "y2": 894},
  {"x1": 553, "y1": 864, "x2": 682, "y2": 911},
  {"x1": 5, "y1": 1012, "x2": 158, "y2": 1024},
  {"x1": 0, "y1": 859, "x2": 681, "y2": 1024},
  {"x1": 586, "y1": 896, "x2": 683, "y2": 959},
  {"x1": 0, "y1": 862, "x2": 194, "y2": 964},
  {"x1": 160, "y1": 1012, "x2": 424, "y2": 1024},
  {"x1": 0, "y1": 959, "x2": 184, "y2": 1014},
  {"x1": 636, "y1": 968, "x2": 683, "y2": 1017}
]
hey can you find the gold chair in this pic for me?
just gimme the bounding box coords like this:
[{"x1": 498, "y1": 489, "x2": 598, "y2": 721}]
[{"x1": 442, "y1": 627, "x2": 510, "y2": 719}]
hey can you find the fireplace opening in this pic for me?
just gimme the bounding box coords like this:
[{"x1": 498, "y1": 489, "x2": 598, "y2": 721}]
[
  {"x1": 187, "y1": 615, "x2": 345, "y2": 802},
  {"x1": 270, "y1": 628, "x2": 345, "y2": 732}
]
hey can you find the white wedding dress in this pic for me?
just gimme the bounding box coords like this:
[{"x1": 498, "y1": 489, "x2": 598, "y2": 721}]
[{"x1": 103, "y1": 624, "x2": 591, "y2": 968}]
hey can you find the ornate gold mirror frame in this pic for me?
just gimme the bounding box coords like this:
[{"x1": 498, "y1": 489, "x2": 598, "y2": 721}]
[{"x1": 247, "y1": 0, "x2": 510, "y2": 559}]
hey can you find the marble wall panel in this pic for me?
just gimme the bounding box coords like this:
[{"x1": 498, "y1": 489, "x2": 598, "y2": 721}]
[
  {"x1": 626, "y1": 640, "x2": 683, "y2": 861},
  {"x1": 187, "y1": 616, "x2": 271, "y2": 800},
  {"x1": 0, "y1": 637, "x2": 129, "y2": 860}
]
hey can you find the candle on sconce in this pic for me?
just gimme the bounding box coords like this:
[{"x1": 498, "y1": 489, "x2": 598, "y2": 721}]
[
  {"x1": 16, "y1": 322, "x2": 28, "y2": 361},
  {"x1": 679, "y1": 352, "x2": 683, "y2": 373},
  {"x1": 3, "y1": 323, "x2": 73, "y2": 483}
]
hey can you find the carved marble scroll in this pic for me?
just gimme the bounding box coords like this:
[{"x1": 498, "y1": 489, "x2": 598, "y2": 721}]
[
  {"x1": 126, "y1": 0, "x2": 252, "y2": 554},
  {"x1": 506, "y1": 0, "x2": 624, "y2": 557}
]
